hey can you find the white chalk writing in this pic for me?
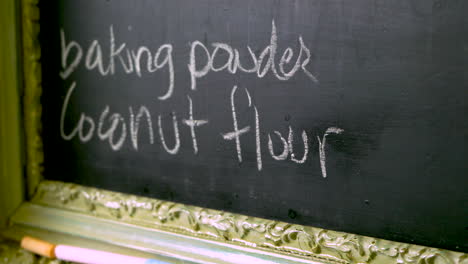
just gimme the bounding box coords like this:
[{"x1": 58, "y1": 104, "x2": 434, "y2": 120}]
[
  {"x1": 60, "y1": 26, "x2": 174, "y2": 101},
  {"x1": 188, "y1": 20, "x2": 318, "y2": 90},
  {"x1": 317, "y1": 127, "x2": 345, "y2": 178},
  {"x1": 58, "y1": 20, "x2": 346, "y2": 178}
]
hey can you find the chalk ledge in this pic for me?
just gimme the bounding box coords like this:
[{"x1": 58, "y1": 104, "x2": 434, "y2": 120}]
[{"x1": 6, "y1": 180, "x2": 464, "y2": 264}]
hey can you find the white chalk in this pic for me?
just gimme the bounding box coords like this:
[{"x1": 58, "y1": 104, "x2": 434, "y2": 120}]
[{"x1": 21, "y1": 236, "x2": 170, "y2": 264}]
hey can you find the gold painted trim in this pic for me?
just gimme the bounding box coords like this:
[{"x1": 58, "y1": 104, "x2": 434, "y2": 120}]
[
  {"x1": 32, "y1": 181, "x2": 467, "y2": 264},
  {"x1": 10, "y1": 203, "x2": 319, "y2": 264},
  {"x1": 21, "y1": 0, "x2": 43, "y2": 197}
]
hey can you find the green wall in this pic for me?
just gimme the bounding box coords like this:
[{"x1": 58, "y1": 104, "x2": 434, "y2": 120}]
[{"x1": 0, "y1": 0, "x2": 24, "y2": 228}]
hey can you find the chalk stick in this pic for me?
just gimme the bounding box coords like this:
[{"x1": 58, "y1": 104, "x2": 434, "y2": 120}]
[
  {"x1": 55, "y1": 245, "x2": 150, "y2": 264},
  {"x1": 20, "y1": 236, "x2": 56, "y2": 258},
  {"x1": 21, "y1": 236, "x2": 172, "y2": 264}
]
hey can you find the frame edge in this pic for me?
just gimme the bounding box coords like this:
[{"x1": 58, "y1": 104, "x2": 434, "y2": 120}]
[
  {"x1": 21, "y1": 0, "x2": 43, "y2": 198},
  {"x1": 28, "y1": 180, "x2": 467, "y2": 264},
  {"x1": 0, "y1": 0, "x2": 25, "y2": 229}
]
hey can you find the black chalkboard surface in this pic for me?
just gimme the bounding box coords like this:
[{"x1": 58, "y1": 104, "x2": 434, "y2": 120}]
[{"x1": 40, "y1": 0, "x2": 467, "y2": 252}]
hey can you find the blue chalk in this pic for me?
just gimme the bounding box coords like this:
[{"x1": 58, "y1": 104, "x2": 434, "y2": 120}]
[{"x1": 144, "y1": 259, "x2": 171, "y2": 264}]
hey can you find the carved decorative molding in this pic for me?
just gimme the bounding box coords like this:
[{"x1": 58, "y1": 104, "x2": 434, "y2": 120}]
[
  {"x1": 32, "y1": 181, "x2": 467, "y2": 264},
  {"x1": 22, "y1": 0, "x2": 44, "y2": 197}
]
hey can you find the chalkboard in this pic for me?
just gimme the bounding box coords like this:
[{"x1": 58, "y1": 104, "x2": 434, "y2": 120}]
[{"x1": 40, "y1": 0, "x2": 468, "y2": 252}]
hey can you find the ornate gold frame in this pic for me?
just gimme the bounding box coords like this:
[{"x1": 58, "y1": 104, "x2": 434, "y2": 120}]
[
  {"x1": 22, "y1": 0, "x2": 43, "y2": 198},
  {"x1": 3, "y1": 0, "x2": 466, "y2": 263}
]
